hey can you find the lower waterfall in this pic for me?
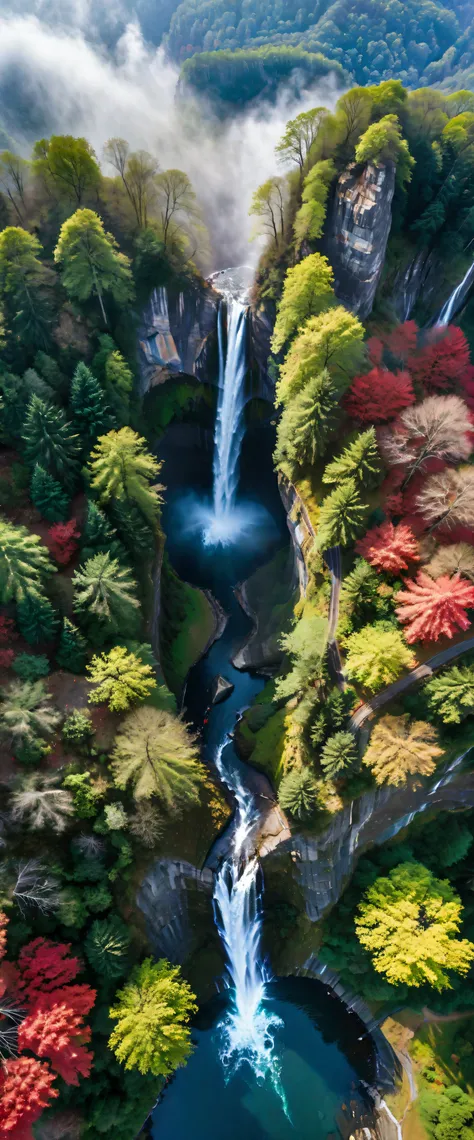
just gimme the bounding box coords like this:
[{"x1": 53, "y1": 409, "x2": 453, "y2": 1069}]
[
  {"x1": 212, "y1": 733, "x2": 288, "y2": 1109},
  {"x1": 437, "y1": 258, "x2": 474, "y2": 325}
]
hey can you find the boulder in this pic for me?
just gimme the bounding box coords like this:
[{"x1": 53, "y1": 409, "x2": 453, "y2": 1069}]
[
  {"x1": 324, "y1": 160, "x2": 395, "y2": 319},
  {"x1": 211, "y1": 674, "x2": 234, "y2": 705}
]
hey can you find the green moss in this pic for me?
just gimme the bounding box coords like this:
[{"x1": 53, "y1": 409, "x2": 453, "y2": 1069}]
[
  {"x1": 160, "y1": 556, "x2": 217, "y2": 697},
  {"x1": 143, "y1": 379, "x2": 213, "y2": 439}
]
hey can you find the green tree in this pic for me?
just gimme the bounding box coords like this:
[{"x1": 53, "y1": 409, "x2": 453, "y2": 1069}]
[
  {"x1": 274, "y1": 369, "x2": 339, "y2": 477},
  {"x1": 87, "y1": 646, "x2": 156, "y2": 712},
  {"x1": 111, "y1": 501, "x2": 157, "y2": 563},
  {"x1": 17, "y1": 591, "x2": 58, "y2": 645},
  {"x1": 276, "y1": 107, "x2": 327, "y2": 172},
  {"x1": 271, "y1": 254, "x2": 334, "y2": 353},
  {"x1": 276, "y1": 306, "x2": 365, "y2": 404},
  {"x1": 22, "y1": 395, "x2": 80, "y2": 493},
  {"x1": 85, "y1": 916, "x2": 130, "y2": 980},
  {"x1": 108, "y1": 958, "x2": 197, "y2": 1076},
  {"x1": 70, "y1": 361, "x2": 111, "y2": 450},
  {"x1": 104, "y1": 139, "x2": 159, "y2": 230},
  {"x1": 345, "y1": 624, "x2": 415, "y2": 692},
  {"x1": 321, "y1": 731, "x2": 358, "y2": 779},
  {"x1": 54, "y1": 208, "x2": 133, "y2": 325},
  {"x1": 293, "y1": 159, "x2": 336, "y2": 246},
  {"x1": 63, "y1": 770, "x2": 101, "y2": 818},
  {"x1": 0, "y1": 226, "x2": 52, "y2": 348},
  {"x1": 155, "y1": 168, "x2": 201, "y2": 248},
  {"x1": 62, "y1": 708, "x2": 95, "y2": 752},
  {"x1": 355, "y1": 861, "x2": 474, "y2": 989},
  {"x1": 275, "y1": 613, "x2": 328, "y2": 699},
  {"x1": 322, "y1": 428, "x2": 381, "y2": 488},
  {"x1": 88, "y1": 428, "x2": 163, "y2": 528},
  {"x1": 0, "y1": 679, "x2": 60, "y2": 758},
  {"x1": 81, "y1": 500, "x2": 127, "y2": 564},
  {"x1": 316, "y1": 478, "x2": 368, "y2": 549},
  {"x1": 0, "y1": 518, "x2": 53, "y2": 603},
  {"x1": 355, "y1": 115, "x2": 414, "y2": 186},
  {"x1": 30, "y1": 463, "x2": 69, "y2": 523},
  {"x1": 72, "y1": 553, "x2": 140, "y2": 641},
  {"x1": 250, "y1": 177, "x2": 286, "y2": 246},
  {"x1": 363, "y1": 714, "x2": 443, "y2": 785},
  {"x1": 56, "y1": 618, "x2": 88, "y2": 673},
  {"x1": 110, "y1": 706, "x2": 203, "y2": 809},
  {"x1": 104, "y1": 349, "x2": 134, "y2": 423},
  {"x1": 334, "y1": 87, "x2": 373, "y2": 156},
  {"x1": 12, "y1": 653, "x2": 49, "y2": 682},
  {"x1": 33, "y1": 135, "x2": 101, "y2": 205},
  {"x1": 278, "y1": 768, "x2": 320, "y2": 820},
  {"x1": 424, "y1": 665, "x2": 474, "y2": 725}
]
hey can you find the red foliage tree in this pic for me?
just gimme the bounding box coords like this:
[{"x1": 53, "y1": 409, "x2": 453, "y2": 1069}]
[
  {"x1": 0, "y1": 912, "x2": 8, "y2": 961},
  {"x1": 356, "y1": 521, "x2": 420, "y2": 573},
  {"x1": 408, "y1": 325, "x2": 471, "y2": 393},
  {"x1": 46, "y1": 520, "x2": 80, "y2": 567},
  {"x1": 16, "y1": 940, "x2": 80, "y2": 1006},
  {"x1": 344, "y1": 368, "x2": 415, "y2": 423},
  {"x1": 0, "y1": 1056, "x2": 58, "y2": 1139},
  {"x1": 367, "y1": 336, "x2": 384, "y2": 365},
  {"x1": 385, "y1": 320, "x2": 419, "y2": 363},
  {"x1": 0, "y1": 650, "x2": 15, "y2": 669},
  {"x1": 18, "y1": 987, "x2": 95, "y2": 1086},
  {"x1": 0, "y1": 617, "x2": 18, "y2": 646},
  {"x1": 395, "y1": 571, "x2": 474, "y2": 643}
]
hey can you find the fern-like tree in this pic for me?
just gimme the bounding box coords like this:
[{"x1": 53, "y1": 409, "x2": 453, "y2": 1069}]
[
  {"x1": 70, "y1": 361, "x2": 111, "y2": 451},
  {"x1": 276, "y1": 306, "x2": 365, "y2": 404},
  {"x1": 316, "y1": 478, "x2": 368, "y2": 550},
  {"x1": 81, "y1": 500, "x2": 127, "y2": 564},
  {"x1": 84, "y1": 916, "x2": 130, "y2": 980},
  {"x1": 10, "y1": 772, "x2": 73, "y2": 832},
  {"x1": 104, "y1": 349, "x2": 133, "y2": 423},
  {"x1": 108, "y1": 958, "x2": 197, "y2": 1076},
  {"x1": 425, "y1": 665, "x2": 474, "y2": 724},
  {"x1": 110, "y1": 706, "x2": 203, "y2": 810},
  {"x1": 320, "y1": 731, "x2": 358, "y2": 779},
  {"x1": 322, "y1": 428, "x2": 381, "y2": 489},
  {"x1": 72, "y1": 552, "x2": 140, "y2": 641},
  {"x1": 345, "y1": 623, "x2": 415, "y2": 692},
  {"x1": 22, "y1": 395, "x2": 80, "y2": 493},
  {"x1": 54, "y1": 208, "x2": 133, "y2": 325},
  {"x1": 0, "y1": 519, "x2": 54, "y2": 604},
  {"x1": 274, "y1": 369, "x2": 339, "y2": 477},
  {"x1": 56, "y1": 618, "x2": 87, "y2": 673},
  {"x1": 88, "y1": 428, "x2": 163, "y2": 528},
  {"x1": 355, "y1": 861, "x2": 474, "y2": 989},
  {"x1": 0, "y1": 680, "x2": 60, "y2": 757},
  {"x1": 87, "y1": 646, "x2": 156, "y2": 712},
  {"x1": 30, "y1": 464, "x2": 69, "y2": 523},
  {"x1": 278, "y1": 768, "x2": 320, "y2": 820},
  {"x1": 271, "y1": 254, "x2": 334, "y2": 353},
  {"x1": 363, "y1": 714, "x2": 443, "y2": 785}
]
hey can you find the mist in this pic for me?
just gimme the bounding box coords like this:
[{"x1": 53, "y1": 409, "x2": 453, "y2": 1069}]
[{"x1": 0, "y1": 13, "x2": 341, "y2": 267}]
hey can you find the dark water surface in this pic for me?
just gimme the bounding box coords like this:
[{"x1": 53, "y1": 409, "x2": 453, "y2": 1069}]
[{"x1": 153, "y1": 422, "x2": 376, "y2": 1139}]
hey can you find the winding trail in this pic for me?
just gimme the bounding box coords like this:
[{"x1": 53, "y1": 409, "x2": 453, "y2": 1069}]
[{"x1": 349, "y1": 635, "x2": 474, "y2": 730}]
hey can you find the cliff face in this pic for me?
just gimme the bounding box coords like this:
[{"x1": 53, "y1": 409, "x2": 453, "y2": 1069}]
[
  {"x1": 137, "y1": 857, "x2": 215, "y2": 963},
  {"x1": 324, "y1": 161, "x2": 395, "y2": 320},
  {"x1": 138, "y1": 282, "x2": 219, "y2": 395},
  {"x1": 263, "y1": 765, "x2": 474, "y2": 921}
]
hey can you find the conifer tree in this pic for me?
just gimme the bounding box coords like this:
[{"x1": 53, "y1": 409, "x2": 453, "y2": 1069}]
[
  {"x1": 17, "y1": 592, "x2": 58, "y2": 645},
  {"x1": 110, "y1": 706, "x2": 203, "y2": 809},
  {"x1": 70, "y1": 361, "x2": 111, "y2": 450},
  {"x1": 108, "y1": 958, "x2": 197, "y2": 1076},
  {"x1": 322, "y1": 428, "x2": 381, "y2": 488},
  {"x1": 0, "y1": 680, "x2": 60, "y2": 757},
  {"x1": 54, "y1": 208, "x2": 133, "y2": 324},
  {"x1": 425, "y1": 665, "x2": 474, "y2": 724},
  {"x1": 81, "y1": 500, "x2": 127, "y2": 564},
  {"x1": 276, "y1": 306, "x2": 365, "y2": 404},
  {"x1": 72, "y1": 552, "x2": 140, "y2": 639},
  {"x1": 22, "y1": 395, "x2": 80, "y2": 493},
  {"x1": 321, "y1": 731, "x2": 358, "y2": 779},
  {"x1": 274, "y1": 369, "x2": 339, "y2": 477},
  {"x1": 111, "y1": 501, "x2": 156, "y2": 562},
  {"x1": 278, "y1": 768, "x2": 320, "y2": 820},
  {"x1": 56, "y1": 618, "x2": 87, "y2": 673},
  {"x1": 0, "y1": 519, "x2": 54, "y2": 603},
  {"x1": 105, "y1": 349, "x2": 134, "y2": 422},
  {"x1": 84, "y1": 916, "x2": 130, "y2": 980},
  {"x1": 316, "y1": 478, "x2": 368, "y2": 549},
  {"x1": 88, "y1": 428, "x2": 163, "y2": 528},
  {"x1": 30, "y1": 463, "x2": 69, "y2": 523},
  {"x1": 87, "y1": 646, "x2": 156, "y2": 712},
  {"x1": 271, "y1": 253, "x2": 334, "y2": 353}
]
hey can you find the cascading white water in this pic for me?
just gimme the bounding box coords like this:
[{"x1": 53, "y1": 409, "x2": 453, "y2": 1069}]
[
  {"x1": 212, "y1": 734, "x2": 288, "y2": 1109},
  {"x1": 437, "y1": 260, "x2": 474, "y2": 326}
]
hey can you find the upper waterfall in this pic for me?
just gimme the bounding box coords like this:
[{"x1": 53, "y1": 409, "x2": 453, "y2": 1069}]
[{"x1": 204, "y1": 266, "x2": 253, "y2": 546}]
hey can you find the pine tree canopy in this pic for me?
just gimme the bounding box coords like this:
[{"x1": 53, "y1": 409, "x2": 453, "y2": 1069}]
[
  {"x1": 108, "y1": 958, "x2": 197, "y2": 1076},
  {"x1": 320, "y1": 731, "x2": 358, "y2": 779},
  {"x1": 30, "y1": 463, "x2": 69, "y2": 523},
  {"x1": 22, "y1": 395, "x2": 80, "y2": 493},
  {"x1": 274, "y1": 368, "x2": 339, "y2": 476},
  {"x1": 88, "y1": 428, "x2": 163, "y2": 528},
  {"x1": 278, "y1": 767, "x2": 320, "y2": 820},
  {"x1": 316, "y1": 477, "x2": 368, "y2": 550},
  {"x1": 345, "y1": 623, "x2": 415, "y2": 692},
  {"x1": 271, "y1": 253, "x2": 334, "y2": 353},
  {"x1": 87, "y1": 647, "x2": 156, "y2": 712},
  {"x1": 322, "y1": 427, "x2": 381, "y2": 488},
  {"x1": 70, "y1": 361, "x2": 111, "y2": 449},
  {"x1": 424, "y1": 665, "x2": 474, "y2": 724},
  {"x1": 72, "y1": 552, "x2": 140, "y2": 636},
  {"x1": 110, "y1": 706, "x2": 203, "y2": 809},
  {"x1": 0, "y1": 519, "x2": 54, "y2": 604}
]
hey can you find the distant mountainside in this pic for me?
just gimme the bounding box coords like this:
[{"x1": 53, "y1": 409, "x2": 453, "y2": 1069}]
[{"x1": 164, "y1": 0, "x2": 474, "y2": 90}]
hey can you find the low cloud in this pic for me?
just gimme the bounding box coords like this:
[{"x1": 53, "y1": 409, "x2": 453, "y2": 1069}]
[{"x1": 0, "y1": 13, "x2": 340, "y2": 266}]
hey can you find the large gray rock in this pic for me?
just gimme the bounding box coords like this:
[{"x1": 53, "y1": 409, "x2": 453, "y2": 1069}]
[
  {"x1": 324, "y1": 161, "x2": 395, "y2": 319},
  {"x1": 137, "y1": 858, "x2": 214, "y2": 963},
  {"x1": 211, "y1": 674, "x2": 234, "y2": 705},
  {"x1": 138, "y1": 281, "x2": 219, "y2": 395}
]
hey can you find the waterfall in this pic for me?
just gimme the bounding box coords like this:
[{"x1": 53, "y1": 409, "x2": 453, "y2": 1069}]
[
  {"x1": 204, "y1": 298, "x2": 248, "y2": 544},
  {"x1": 212, "y1": 734, "x2": 288, "y2": 1109},
  {"x1": 436, "y1": 260, "x2": 474, "y2": 326}
]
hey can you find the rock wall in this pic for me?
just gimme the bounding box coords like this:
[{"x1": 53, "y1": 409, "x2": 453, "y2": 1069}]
[
  {"x1": 324, "y1": 161, "x2": 395, "y2": 320},
  {"x1": 264, "y1": 764, "x2": 474, "y2": 921},
  {"x1": 136, "y1": 857, "x2": 215, "y2": 963},
  {"x1": 138, "y1": 282, "x2": 219, "y2": 395}
]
